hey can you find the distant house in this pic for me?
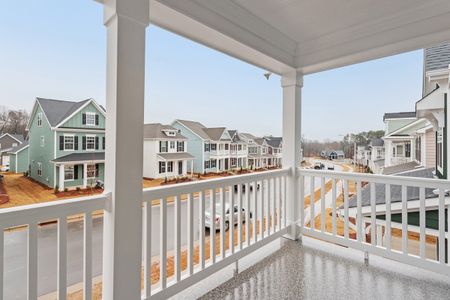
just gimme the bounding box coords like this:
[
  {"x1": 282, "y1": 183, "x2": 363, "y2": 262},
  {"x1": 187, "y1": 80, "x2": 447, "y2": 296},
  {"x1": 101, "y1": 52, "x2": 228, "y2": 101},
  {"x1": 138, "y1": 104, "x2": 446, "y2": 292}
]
[
  {"x1": 172, "y1": 119, "x2": 232, "y2": 173},
  {"x1": 367, "y1": 138, "x2": 385, "y2": 173},
  {"x1": 321, "y1": 149, "x2": 345, "y2": 160},
  {"x1": 264, "y1": 136, "x2": 282, "y2": 167},
  {"x1": 228, "y1": 130, "x2": 248, "y2": 169},
  {"x1": 142, "y1": 123, "x2": 194, "y2": 179},
  {"x1": 27, "y1": 97, "x2": 106, "y2": 191},
  {"x1": 240, "y1": 133, "x2": 270, "y2": 169},
  {"x1": 0, "y1": 133, "x2": 25, "y2": 165},
  {"x1": 8, "y1": 141, "x2": 29, "y2": 173}
]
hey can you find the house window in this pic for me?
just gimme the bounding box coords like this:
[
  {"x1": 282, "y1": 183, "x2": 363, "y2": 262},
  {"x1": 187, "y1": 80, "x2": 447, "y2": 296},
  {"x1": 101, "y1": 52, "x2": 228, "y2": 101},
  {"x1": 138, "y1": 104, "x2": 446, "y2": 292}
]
[
  {"x1": 159, "y1": 141, "x2": 168, "y2": 153},
  {"x1": 12, "y1": 143, "x2": 17, "y2": 147},
  {"x1": 40, "y1": 136, "x2": 45, "y2": 147},
  {"x1": 102, "y1": 136, "x2": 105, "y2": 150},
  {"x1": 396, "y1": 145, "x2": 403, "y2": 156},
  {"x1": 405, "y1": 142, "x2": 411, "y2": 158},
  {"x1": 211, "y1": 159, "x2": 217, "y2": 168},
  {"x1": 85, "y1": 112, "x2": 96, "y2": 126},
  {"x1": 204, "y1": 143, "x2": 210, "y2": 152},
  {"x1": 37, "y1": 162, "x2": 42, "y2": 176},
  {"x1": 170, "y1": 141, "x2": 175, "y2": 149},
  {"x1": 86, "y1": 136, "x2": 96, "y2": 150},
  {"x1": 211, "y1": 143, "x2": 217, "y2": 151},
  {"x1": 225, "y1": 144, "x2": 229, "y2": 150},
  {"x1": 64, "y1": 165, "x2": 75, "y2": 181},
  {"x1": 177, "y1": 141, "x2": 184, "y2": 152},
  {"x1": 167, "y1": 161, "x2": 173, "y2": 172},
  {"x1": 204, "y1": 161, "x2": 210, "y2": 169},
  {"x1": 415, "y1": 136, "x2": 421, "y2": 163},
  {"x1": 37, "y1": 113, "x2": 43, "y2": 127},
  {"x1": 87, "y1": 164, "x2": 97, "y2": 178},
  {"x1": 159, "y1": 161, "x2": 166, "y2": 174},
  {"x1": 64, "y1": 135, "x2": 74, "y2": 151}
]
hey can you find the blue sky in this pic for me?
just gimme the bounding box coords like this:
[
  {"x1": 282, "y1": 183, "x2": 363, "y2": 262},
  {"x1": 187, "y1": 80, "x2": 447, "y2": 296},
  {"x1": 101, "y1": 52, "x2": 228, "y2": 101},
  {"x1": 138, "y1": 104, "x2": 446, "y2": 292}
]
[{"x1": 0, "y1": 0, "x2": 423, "y2": 141}]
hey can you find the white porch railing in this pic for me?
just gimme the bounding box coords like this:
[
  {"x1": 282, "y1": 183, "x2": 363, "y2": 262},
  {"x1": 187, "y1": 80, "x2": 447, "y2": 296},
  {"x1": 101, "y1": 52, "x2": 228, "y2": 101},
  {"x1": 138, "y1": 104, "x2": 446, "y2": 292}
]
[
  {"x1": 297, "y1": 168, "x2": 450, "y2": 276},
  {"x1": 141, "y1": 168, "x2": 289, "y2": 299},
  {"x1": 0, "y1": 194, "x2": 108, "y2": 300}
]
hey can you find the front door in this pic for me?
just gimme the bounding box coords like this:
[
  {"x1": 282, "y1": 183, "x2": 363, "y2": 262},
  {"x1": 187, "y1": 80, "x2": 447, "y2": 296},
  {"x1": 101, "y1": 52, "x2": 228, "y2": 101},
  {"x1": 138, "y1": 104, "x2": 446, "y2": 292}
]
[
  {"x1": 178, "y1": 161, "x2": 183, "y2": 175},
  {"x1": 225, "y1": 158, "x2": 229, "y2": 170}
]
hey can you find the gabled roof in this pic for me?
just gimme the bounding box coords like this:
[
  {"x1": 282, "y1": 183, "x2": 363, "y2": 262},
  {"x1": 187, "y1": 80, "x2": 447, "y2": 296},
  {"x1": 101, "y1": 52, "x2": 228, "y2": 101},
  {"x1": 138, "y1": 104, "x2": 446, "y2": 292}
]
[
  {"x1": 239, "y1": 133, "x2": 257, "y2": 141},
  {"x1": 174, "y1": 119, "x2": 210, "y2": 140},
  {"x1": 143, "y1": 123, "x2": 186, "y2": 140},
  {"x1": 8, "y1": 141, "x2": 29, "y2": 154},
  {"x1": 382, "y1": 161, "x2": 421, "y2": 175},
  {"x1": 383, "y1": 112, "x2": 416, "y2": 121},
  {"x1": 368, "y1": 138, "x2": 384, "y2": 147},
  {"x1": 424, "y1": 42, "x2": 450, "y2": 73},
  {"x1": 0, "y1": 133, "x2": 24, "y2": 144},
  {"x1": 254, "y1": 138, "x2": 268, "y2": 146},
  {"x1": 383, "y1": 118, "x2": 430, "y2": 139},
  {"x1": 264, "y1": 136, "x2": 282, "y2": 148},
  {"x1": 203, "y1": 127, "x2": 229, "y2": 141},
  {"x1": 51, "y1": 152, "x2": 105, "y2": 163}
]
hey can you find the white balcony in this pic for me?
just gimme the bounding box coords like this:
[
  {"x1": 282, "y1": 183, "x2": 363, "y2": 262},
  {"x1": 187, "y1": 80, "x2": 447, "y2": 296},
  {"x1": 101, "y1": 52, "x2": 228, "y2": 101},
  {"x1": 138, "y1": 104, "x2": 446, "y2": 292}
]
[{"x1": 2, "y1": 0, "x2": 450, "y2": 299}]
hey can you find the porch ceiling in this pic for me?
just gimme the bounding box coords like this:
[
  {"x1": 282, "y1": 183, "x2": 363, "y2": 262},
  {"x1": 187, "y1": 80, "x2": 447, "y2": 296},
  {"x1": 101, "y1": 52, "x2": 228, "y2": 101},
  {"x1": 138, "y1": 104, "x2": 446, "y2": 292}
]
[{"x1": 148, "y1": 0, "x2": 450, "y2": 74}]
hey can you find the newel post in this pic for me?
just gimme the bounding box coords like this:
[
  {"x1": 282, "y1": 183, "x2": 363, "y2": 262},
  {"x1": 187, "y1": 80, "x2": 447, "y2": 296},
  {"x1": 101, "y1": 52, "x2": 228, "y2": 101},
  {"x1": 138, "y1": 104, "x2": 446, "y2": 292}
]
[
  {"x1": 102, "y1": 0, "x2": 149, "y2": 299},
  {"x1": 281, "y1": 70, "x2": 303, "y2": 240}
]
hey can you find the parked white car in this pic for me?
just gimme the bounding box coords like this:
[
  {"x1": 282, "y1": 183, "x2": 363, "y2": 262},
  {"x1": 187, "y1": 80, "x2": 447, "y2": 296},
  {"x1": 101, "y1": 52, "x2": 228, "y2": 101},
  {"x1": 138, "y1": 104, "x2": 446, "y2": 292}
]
[
  {"x1": 0, "y1": 165, "x2": 9, "y2": 172},
  {"x1": 205, "y1": 203, "x2": 252, "y2": 231}
]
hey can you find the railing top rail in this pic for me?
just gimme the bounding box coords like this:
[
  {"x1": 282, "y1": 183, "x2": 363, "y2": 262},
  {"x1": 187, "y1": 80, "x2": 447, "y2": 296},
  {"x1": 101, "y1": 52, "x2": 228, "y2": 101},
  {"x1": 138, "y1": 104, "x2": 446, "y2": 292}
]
[
  {"x1": 0, "y1": 193, "x2": 108, "y2": 229},
  {"x1": 297, "y1": 167, "x2": 450, "y2": 189},
  {"x1": 143, "y1": 168, "x2": 289, "y2": 201}
]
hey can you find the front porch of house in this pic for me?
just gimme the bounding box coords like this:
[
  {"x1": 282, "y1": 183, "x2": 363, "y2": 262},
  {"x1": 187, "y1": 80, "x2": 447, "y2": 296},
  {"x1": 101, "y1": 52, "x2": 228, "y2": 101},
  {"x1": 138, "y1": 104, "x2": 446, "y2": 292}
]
[{"x1": 156, "y1": 154, "x2": 194, "y2": 179}]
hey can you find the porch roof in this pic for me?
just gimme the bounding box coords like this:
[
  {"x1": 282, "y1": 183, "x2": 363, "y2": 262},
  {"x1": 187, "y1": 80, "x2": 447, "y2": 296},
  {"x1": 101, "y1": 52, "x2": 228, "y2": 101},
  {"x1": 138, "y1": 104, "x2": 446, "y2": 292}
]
[
  {"x1": 51, "y1": 152, "x2": 105, "y2": 164},
  {"x1": 157, "y1": 152, "x2": 195, "y2": 161},
  {"x1": 382, "y1": 161, "x2": 421, "y2": 175}
]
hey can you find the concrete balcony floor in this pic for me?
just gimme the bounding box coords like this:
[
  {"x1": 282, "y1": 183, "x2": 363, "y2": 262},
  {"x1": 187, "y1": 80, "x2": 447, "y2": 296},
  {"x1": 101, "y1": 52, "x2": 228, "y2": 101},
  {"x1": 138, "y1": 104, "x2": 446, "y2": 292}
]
[{"x1": 198, "y1": 237, "x2": 450, "y2": 300}]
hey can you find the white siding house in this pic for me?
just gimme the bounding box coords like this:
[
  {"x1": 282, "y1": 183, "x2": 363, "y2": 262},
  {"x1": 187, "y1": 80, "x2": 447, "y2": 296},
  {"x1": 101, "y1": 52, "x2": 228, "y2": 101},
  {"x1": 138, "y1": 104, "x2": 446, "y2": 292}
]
[{"x1": 143, "y1": 123, "x2": 194, "y2": 179}]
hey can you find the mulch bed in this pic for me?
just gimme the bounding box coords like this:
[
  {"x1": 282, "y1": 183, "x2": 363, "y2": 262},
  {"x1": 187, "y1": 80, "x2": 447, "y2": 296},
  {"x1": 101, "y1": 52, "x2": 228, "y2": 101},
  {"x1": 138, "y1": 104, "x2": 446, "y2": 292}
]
[
  {"x1": 0, "y1": 179, "x2": 9, "y2": 204},
  {"x1": 160, "y1": 177, "x2": 193, "y2": 185},
  {"x1": 55, "y1": 187, "x2": 103, "y2": 198}
]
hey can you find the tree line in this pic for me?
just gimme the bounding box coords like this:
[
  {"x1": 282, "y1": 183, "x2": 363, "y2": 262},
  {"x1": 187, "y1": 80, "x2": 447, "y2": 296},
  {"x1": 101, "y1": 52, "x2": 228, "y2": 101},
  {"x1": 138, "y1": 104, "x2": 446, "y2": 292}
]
[
  {"x1": 302, "y1": 130, "x2": 385, "y2": 158},
  {"x1": 0, "y1": 106, "x2": 30, "y2": 138}
]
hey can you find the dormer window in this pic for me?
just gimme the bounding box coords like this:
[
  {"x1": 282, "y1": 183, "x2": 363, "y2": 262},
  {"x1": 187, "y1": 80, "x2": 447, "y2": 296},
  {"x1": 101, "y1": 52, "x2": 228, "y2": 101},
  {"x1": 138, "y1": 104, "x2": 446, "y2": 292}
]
[
  {"x1": 85, "y1": 112, "x2": 96, "y2": 126},
  {"x1": 163, "y1": 130, "x2": 177, "y2": 137}
]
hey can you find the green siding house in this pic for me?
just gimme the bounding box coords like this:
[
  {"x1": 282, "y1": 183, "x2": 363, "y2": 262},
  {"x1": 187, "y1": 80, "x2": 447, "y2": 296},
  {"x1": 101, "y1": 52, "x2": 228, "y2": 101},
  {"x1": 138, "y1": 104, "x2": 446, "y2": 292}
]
[
  {"x1": 8, "y1": 142, "x2": 29, "y2": 173},
  {"x1": 27, "y1": 98, "x2": 106, "y2": 191}
]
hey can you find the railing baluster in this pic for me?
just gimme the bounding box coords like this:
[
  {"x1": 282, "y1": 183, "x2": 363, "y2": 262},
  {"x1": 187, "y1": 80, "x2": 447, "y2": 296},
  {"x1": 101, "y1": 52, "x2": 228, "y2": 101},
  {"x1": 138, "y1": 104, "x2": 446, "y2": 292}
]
[
  {"x1": 160, "y1": 197, "x2": 167, "y2": 289},
  {"x1": 283, "y1": 175, "x2": 287, "y2": 229},
  {"x1": 356, "y1": 181, "x2": 362, "y2": 242},
  {"x1": 246, "y1": 183, "x2": 251, "y2": 247},
  {"x1": 199, "y1": 191, "x2": 205, "y2": 270},
  {"x1": 385, "y1": 184, "x2": 391, "y2": 250},
  {"x1": 28, "y1": 222, "x2": 38, "y2": 300},
  {"x1": 332, "y1": 178, "x2": 336, "y2": 236},
  {"x1": 211, "y1": 189, "x2": 216, "y2": 264},
  {"x1": 261, "y1": 180, "x2": 265, "y2": 238},
  {"x1": 220, "y1": 187, "x2": 226, "y2": 259},
  {"x1": 238, "y1": 184, "x2": 243, "y2": 250},
  {"x1": 267, "y1": 178, "x2": 272, "y2": 236},
  {"x1": 58, "y1": 216, "x2": 67, "y2": 300},
  {"x1": 175, "y1": 195, "x2": 181, "y2": 282},
  {"x1": 277, "y1": 177, "x2": 282, "y2": 232},
  {"x1": 84, "y1": 212, "x2": 93, "y2": 300},
  {"x1": 310, "y1": 176, "x2": 315, "y2": 230},
  {"x1": 187, "y1": 193, "x2": 194, "y2": 275},
  {"x1": 369, "y1": 183, "x2": 376, "y2": 246},
  {"x1": 344, "y1": 180, "x2": 349, "y2": 240},
  {"x1": 419, "y1": 187, "x2": 425, "y2": 260},
  {"x1": 439, "y1": 189, "x2": 445, "y2": 264},
  {"x1": 229, "y1": 185, "x2": 235, "y2": 254},
  {"x1": 320, "y1": 177, "x2": 325, "y2": 233},
  {"x1": 253, "y1": 180, "x2": 258, "y2": 242},
  {"x1": 0, "y1": 227, "x2": 4, "y2": 300},
  {"x1": 299, "y1": 175, "x2": 305, "y2": 230},
  {"x1": 401, "y1": 185, "x2": 407, "y2": 255}
]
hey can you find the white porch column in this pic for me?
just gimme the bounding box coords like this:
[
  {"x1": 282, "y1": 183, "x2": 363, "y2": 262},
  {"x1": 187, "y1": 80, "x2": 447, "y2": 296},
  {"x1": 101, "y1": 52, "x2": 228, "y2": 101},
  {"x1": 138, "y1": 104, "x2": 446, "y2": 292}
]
[
  {"x1": 83, "y1": 162, "x2": 88, "y2": 188},
  {"x1": 102, "y1": 1, "x2": 149, "y2": 299},
  {"x1": 59, "y1": 165, "x2": 65, "y2": 192},
  {"x1": 191, "y1": 160, "x2": 194, "y2": 176},
  {"x1": 281, "y1": 70, "x2": 303, "y2": 240}
]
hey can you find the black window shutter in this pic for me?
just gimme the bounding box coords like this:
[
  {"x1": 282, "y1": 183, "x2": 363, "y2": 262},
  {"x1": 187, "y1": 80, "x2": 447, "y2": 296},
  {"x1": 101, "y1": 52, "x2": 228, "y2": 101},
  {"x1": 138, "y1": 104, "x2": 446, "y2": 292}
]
[
  {"x1": 95, "y1": 114, "x2": 99, "y2": 125},
  {"x1": 74, "y1": 136, "x2": 79, "y2": 150},
  {"x1": 82, "y1": 136, "x2": 86, "y2": 150},
  {"x1": 95, "y1": 164, "x2": 99, "y2": 177},
  {"x1": 159, "y1": 141, "x2": 162, "y2": 152},
  {"x1": 80, "y1": 164, "x2": 84, "y2": 178},
  {"x1": 102, "y1": 137, "x2": 105, "y2": 150},
  {"x1": 59, "y1": 136, "x2": 64, "y2": 150},
  {"x1": 82, "y1": 113, "x2": 86, "y2": 125},
  {"x1": 74, "y1": 165, "x2": 79, "y2": 180},
  {"x1": 95, "y1": 137, "x2": 99, "y2": 150}
]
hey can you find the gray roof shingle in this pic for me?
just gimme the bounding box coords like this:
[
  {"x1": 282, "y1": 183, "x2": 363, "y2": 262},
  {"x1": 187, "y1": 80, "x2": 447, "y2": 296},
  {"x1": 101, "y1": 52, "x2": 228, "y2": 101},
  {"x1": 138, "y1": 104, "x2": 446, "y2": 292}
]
[
  {"x1": 8, "y1": 141, "x2": 29, "y2": 154},
  {"x1": 51, "y1": 152, "x2": 105, "y2": 163},
  {"x1": 382, "y1": 161, "x2": 420, "y2": 175},
  {"x1": 143, "y1": 123, "x2": 186, "y2": 140},
  {"x1": 347, "y1": 168, "x2": 437, "y2": 209},
  {"x1": 264, "y1": 136, "x2": 282, "y2": 148},
  {"x1": 369, "y1": 138, "x2": 384, "y2": 147},
  {"x1": 37, "y1": 98, "x2": 92, "y2": 126},
  {"x1": 425, "y1": 42, "x2": 450, "y2": 72},
  {"x1": 383, "y1": 112, "x2": 416, "y2": 121},
  {"x1": 203, "y1": 128, "x2": 229, "y2": 141}
]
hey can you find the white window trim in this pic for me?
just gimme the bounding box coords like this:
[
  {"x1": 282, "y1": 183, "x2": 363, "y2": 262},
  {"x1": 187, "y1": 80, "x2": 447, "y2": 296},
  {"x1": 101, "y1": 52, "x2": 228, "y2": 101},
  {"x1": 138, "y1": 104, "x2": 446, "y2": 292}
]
[
  {"x1": 37, "y1": 162, "x2": 43, "y2": 177},
  {"x1": 64, "y1": 165, "x2": 75, "y2": 182},
  {"x1": 85, "y1": 112, "x2": 96, "y2": 126},
  {"x1": 86, "y1": 134, "x2": 96, "y2": 151},
  {"x1": 37, "y1": 113, "x2": 43, "y2": 127},
  {"x1": 64, "y1": 134, "x2": 75, "y2": 151}
]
